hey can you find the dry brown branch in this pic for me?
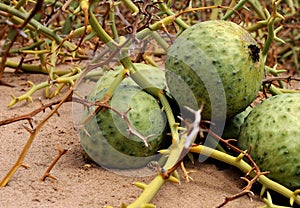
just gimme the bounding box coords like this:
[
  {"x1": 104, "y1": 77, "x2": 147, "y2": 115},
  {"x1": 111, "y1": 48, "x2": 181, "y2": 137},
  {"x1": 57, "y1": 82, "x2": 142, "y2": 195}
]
[
  {"x1": 205, "y1": 129, "x2": 269, "y2": 207},
  {"x1": 263, "y1": 75, "x2": 300, "y2": 83},
  {"x1": 40, "y1": 144, "x2": 69, "y2": 181},
  {"x1": 0, "y1": 99, "x2": 69, "y2": 126}
]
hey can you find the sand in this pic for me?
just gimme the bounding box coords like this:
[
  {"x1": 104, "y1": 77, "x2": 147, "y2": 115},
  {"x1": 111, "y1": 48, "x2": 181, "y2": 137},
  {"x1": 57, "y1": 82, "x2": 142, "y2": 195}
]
[{"x1": 0, "y1": 70, "x2": 277, "y2": 208}]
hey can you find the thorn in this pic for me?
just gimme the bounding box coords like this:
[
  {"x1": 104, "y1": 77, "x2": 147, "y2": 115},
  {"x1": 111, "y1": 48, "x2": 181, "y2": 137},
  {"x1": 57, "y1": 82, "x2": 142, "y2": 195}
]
[
  {"x1": 27, "y1": 118, "x2": 34, "y2": 129},
  {"x1": 38, "y1": 97, "x2": 45, "y2": 112},
  {"x1": 26, "y1": 96, "x2": 33, "y2": 103},
  {"x1": 22, "y1": 123, "x2": 34, "y2": 134},
  {"x1": 10, "y1": 94, "x2": 17, "y2": 100},
  {"x1": 21, "y1": 164, "x2": 30, "y2": 169},
  {"x1": 245, "y1": 167, "x2": 255, "y2": 177},
  {"x1": 260, "y1": 185, "x2": 267, "y2": 197},
  {"x1": 82, "y1": 127, "x2": 91, "y2": 137},
  {"x1": 41, "y1": 173, "x2": 57, "y2": 181},
  {"x1": 123, "y1": 107, "x2": 132, "y2": 117},
  {"x1": 274, "y1": 36, "x2": 285, "y2": 44},
  {"x1": 158, "y1": 149, "x2": 170, "y2": 155},
  {"x1": 27, "y1": 81, "x2": 35, "y2": 87},
  {"x1": 133, "y1": 182, "x2": 148, "y2": 190},
  {"x1": 181, "y1": 162, "x2": 194, "y2": 182},
  {"x1": 40, "y1": 144, "x2": 68, "y2": 182},
  {"x1": 55, "y1": 110, "x2": 60, "y2": 117},
  {"x1": 171, "y1": 170, "x2": 180, "y2": 180},
  {"x1": 168, "y1": 175, "x2": 180, "y2": 184},
  {"x1": 240, "y1": 176, "x2": 251, "y2": 184},
  {"x1": 290, "y1": 189, "x2": 300, "y2": 206}
]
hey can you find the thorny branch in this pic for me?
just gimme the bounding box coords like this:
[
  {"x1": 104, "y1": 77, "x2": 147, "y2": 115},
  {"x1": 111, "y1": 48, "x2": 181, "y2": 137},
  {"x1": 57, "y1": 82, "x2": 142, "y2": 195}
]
[
  {"x1": 263, "y1": 75, "x2": 300, "y2": 84},
  {"x1": 0, "y1": 99, "x2": 70, "y2": 126},
  {"x1": 40, "y1": 144, "x2": 69, "y2": 181},
  {"x1": 204, "y1": 129, "x2": 269, "y2": 207},
  {"x1": 76, "y1": 96, "x2": 155, "y2": 147}
]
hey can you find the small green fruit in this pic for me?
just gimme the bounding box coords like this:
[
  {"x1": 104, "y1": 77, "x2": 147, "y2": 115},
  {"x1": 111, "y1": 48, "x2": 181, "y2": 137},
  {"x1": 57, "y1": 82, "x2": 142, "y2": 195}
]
[
  {"x1": 165, "y1": 20, "x2": 264, "y2": 121},
  {"x1": 238, "y1": 93, "x2": 300, "y2": 189},
  {"x1": 80, "y1": 64, "x2": 169, "y2": 169}
]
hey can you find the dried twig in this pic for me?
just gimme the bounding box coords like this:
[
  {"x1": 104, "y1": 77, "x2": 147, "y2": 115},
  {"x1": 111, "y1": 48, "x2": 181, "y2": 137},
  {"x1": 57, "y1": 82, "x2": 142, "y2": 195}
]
[
  {"x1": 0, "y1": 99, "x2": 69, "y2": 126},
  {"x1": 40, "y1": 144, "x2": 69, "y2": 181},
  {"x1": 205, "y1": 129, "x2": 269, "y2": 207},
  {"x1": 263, "y1": 75, "x2": 300, "y2": 83}
]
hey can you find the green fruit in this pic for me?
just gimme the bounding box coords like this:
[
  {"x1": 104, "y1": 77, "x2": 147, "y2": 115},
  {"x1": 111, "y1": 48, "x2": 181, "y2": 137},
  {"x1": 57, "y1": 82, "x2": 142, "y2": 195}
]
[
  {"x1": 80, "y1": 64, "x2": 168, "y2": 169},
  {"x1": 165, "y1": 20, "x2": 264, "y2": 121},
  {"x1": 238, "y1": 93, "x2": 300, "y2": 189}
]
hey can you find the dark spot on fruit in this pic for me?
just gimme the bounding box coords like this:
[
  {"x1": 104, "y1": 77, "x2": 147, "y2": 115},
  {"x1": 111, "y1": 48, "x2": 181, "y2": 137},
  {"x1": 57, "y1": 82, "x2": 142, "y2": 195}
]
[
  {"x1": 281, "y1": 115, "x2": 287, "y2": 119},
  {"x1": 279, "y1": 167, "x2": 285, "y2": 173},
  {"x1": 248, "y1": 44, "x2": 260, "y2": 62}
]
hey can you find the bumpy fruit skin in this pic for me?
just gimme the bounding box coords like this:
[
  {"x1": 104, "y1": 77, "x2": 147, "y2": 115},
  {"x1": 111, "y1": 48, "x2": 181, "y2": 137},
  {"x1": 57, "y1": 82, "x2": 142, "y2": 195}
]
[
  {"x1": 238, "y1": 93, "x2": 300, "y2": 189},
  {"x1": 165, "y1": 20, "x2": 264, "y2": 121},
  {"x1": 80, "y1": 64, "x2": 168, "y2": 169}
]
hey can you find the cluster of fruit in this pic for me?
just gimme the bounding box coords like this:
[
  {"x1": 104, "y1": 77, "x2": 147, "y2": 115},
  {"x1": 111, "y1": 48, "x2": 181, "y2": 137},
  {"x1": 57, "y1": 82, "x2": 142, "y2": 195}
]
[{"x1": 80, "y1": 20, "x2": 300, "y2": 189}]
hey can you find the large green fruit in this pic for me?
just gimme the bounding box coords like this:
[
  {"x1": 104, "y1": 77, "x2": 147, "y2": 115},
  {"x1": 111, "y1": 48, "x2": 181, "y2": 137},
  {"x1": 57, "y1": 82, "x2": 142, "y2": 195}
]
[
  {"x1": 80, "y1": 63, "x2": 169, "y2": 169},
  {"x1": 238, "y1": 93, "x2": 300, "y2": 189},
  {"x1": 165, "y1": 20, "x2": 264, "y2": 121}
]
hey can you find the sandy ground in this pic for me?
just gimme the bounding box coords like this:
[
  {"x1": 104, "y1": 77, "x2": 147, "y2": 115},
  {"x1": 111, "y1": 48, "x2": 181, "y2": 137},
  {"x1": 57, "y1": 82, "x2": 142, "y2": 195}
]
[{"x1": 0, "y1": 71, "x2": 278, "y2": 208}]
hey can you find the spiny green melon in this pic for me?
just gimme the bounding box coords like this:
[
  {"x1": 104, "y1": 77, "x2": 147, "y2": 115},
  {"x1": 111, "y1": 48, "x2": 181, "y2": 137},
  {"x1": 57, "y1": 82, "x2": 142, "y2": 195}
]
[
  {"x1": 80, "y1": 63, "x2": 169, "y2": 169},
  {"x1": 165, "y1": 20, "x2": 264, "y2": 121},
  {"x1": 238, "y1": 93, "x2": 300, "y2": 189}
]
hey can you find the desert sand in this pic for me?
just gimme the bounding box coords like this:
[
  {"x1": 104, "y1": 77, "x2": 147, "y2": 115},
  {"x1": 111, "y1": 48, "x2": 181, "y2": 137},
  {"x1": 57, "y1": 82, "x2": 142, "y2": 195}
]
[{"x1": 0, "y1": 70, "x2": 283, "y2": 208}]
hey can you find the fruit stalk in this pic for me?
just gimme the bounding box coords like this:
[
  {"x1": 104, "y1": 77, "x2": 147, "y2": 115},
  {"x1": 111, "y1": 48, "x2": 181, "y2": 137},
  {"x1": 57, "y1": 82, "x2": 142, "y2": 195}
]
[{"x1": 89, "y1": 1, "x2": 181, "y2": 143}]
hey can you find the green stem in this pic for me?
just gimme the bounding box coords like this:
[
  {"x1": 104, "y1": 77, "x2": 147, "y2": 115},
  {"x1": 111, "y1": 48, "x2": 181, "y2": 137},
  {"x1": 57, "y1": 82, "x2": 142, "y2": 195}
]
[
  {"x1": 262, "y1": 1, "x2": 285, "y2": 57},
  {"x1": 149, "y1": 31, "x2": 169, "y2": 52},
  {"x1": 8, "y1": 81, "x2": 50, "y2": 107},
  {"x1": 0, "y1": 3, "x2": 77, "y2": 51},
  {"x1": 121, "y1": 0, "x2": 139, "y2": 16},
  {"x1": 265, "y1": 83, "x2": 283, "y2": 95},
  {"x1": 247, "y1": 0, "x2": 267, "y2": 19},
  {"x1": 211, "y1": 0, "x2": 223, "y2": 20},
  {"x1": 128, "y1": 144, "x2": 300, "y2": 207},
  {"x1": 127, "y1": 175, "x2": 165, "y2": 208},
  {"x1": 155, "y1": 0, "x2": 189, "y2": 30},
  {"x1": 221, "y1": 0, "x2": 248, "y2": 20},
  {"x1": 88, "y1": 4, "x2": 116, "y2": 48},
  {"x1": 89, "y1": 1, "x2": 180, "y2": 144},
  {"x1": 109, "y1": 1, "x2": 119, "y2": 42},
  {"x1": 14, "y1": 0, "x2": 27, "y2": 10},
  {"x1": 262, "y1": 17, "x2": 275, "y2": 56},
  {"x1": 0, "y1": 58, "x2": 47, "y2": 74},
  {"x1": 190, "y1": 145, "x2": 300, "y2": 206},
  {"x1": 158, "y1": 92, "x2": 179, "y2": 143}
]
